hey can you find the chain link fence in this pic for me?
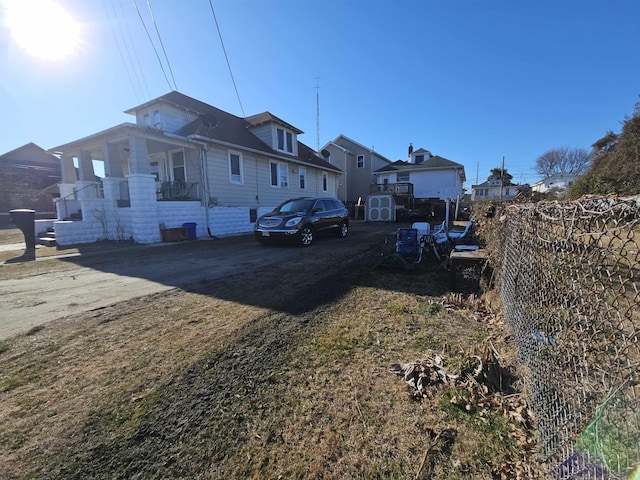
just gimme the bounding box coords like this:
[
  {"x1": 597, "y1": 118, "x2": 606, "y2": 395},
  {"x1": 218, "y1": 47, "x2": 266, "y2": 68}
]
[{"x1": 474, "y1": 197, "x2": 640, "y2": 479}]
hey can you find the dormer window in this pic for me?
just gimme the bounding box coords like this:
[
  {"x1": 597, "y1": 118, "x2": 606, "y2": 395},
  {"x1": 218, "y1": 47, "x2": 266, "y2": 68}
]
[
  {"x1": 153, "y1": 110, "x2": 161, "y2": 129},
  {"x1": 277, "y1": 127, "x2": 294, "y2": 153}
]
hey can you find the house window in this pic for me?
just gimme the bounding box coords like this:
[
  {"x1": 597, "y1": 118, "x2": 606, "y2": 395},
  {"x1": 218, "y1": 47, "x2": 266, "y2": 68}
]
[
  {"x1": 153, "y1": 110, "x2": 161, "y2": 128},
  {"x1": 397, "y1": 172, "x2": 410, "y2": 182},
  {"x1": 171, "y1": 150, "x2": 186, "y2": 182},
  {"x1": 276, "y1": 128, "x2": 294, "y2": 153},
  {"x1": 505, "y1": 188, "x2": 510, "y2": 196},
  {"x1": 322, "y1": 172, "x2": 328, "y2": 192},
  {"x1": 228, "y1": 151, "x2": 243, "y2": 184},
  {"x1": 322, "y1": 151, "x2": 331, "y2": 163},
  {"x1": 299, "y1": 167, "x2": 306, "y2": 189},
  {"x1": 150, "y1": 161, "x2": 160, "y2": 181},
  {"x1": 286, "y1": 132, "x2": 293, "y2": 152},
  {"x1": 357, "y1": 154, "x2": 365, "y2": 168},
  {"x1": 415, "y1": 154, "x2": 424, "y2": 163},
  {"x1": 143, "y1": 114, "x2": 150, "y2": 126},
  {"x1": 270, "y1": 161, "x2": 288, "y2": 187}
]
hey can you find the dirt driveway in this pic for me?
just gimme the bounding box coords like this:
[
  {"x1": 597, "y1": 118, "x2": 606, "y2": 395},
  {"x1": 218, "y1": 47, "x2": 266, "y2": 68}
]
[{"x1": 0, "y1": 222, "x2": 398, "y2": 339}]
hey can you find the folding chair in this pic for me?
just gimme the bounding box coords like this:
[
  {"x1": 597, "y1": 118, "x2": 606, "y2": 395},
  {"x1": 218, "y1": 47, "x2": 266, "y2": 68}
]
[{"x1": 392, "y1": 228, "x2": 425, "y2": 270}]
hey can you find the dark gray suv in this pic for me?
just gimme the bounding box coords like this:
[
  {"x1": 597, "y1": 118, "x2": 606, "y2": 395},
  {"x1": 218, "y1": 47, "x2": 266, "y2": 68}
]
[{"x1": 254, "y1": 197, "x2": 349, "y2": 246}]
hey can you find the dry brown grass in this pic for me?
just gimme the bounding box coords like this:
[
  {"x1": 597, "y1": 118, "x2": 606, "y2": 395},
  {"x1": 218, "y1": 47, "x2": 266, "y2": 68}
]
[
  {"x1": 0, "y1": 252, "x2": 540, "y2": 479},
  {"x1": 0, "y1": 227, "x2": 24, "y2": 245}
]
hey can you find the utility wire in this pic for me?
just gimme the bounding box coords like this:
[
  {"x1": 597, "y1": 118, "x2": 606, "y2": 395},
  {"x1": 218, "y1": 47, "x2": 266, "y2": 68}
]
[
  {"x1": 116, "y1": 0, "x2": 151, "y2": 98},
  {"x1": 207, "y1": 0, "x2": 245, "y2": 116},
  {"x1": 131, "y1": 0, "x2": 175, "y2": 91},
  {"x1": 145, "y1": 0, "x2": 178, "y2": 91},
  {"x1": 102, "y1": 0, "x2": 141, "y2": 101}
]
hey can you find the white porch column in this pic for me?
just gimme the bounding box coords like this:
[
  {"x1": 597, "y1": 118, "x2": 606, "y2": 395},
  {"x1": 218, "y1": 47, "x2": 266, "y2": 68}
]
[
  {"x1": 102, "y1": 177, "x2": 124, "y2": 202},
  {"x1": 129, "y1": 136, "x2": 151, "y2": 174},
  {"x1": 103, "y1": 142, "x2": 124, "y2": 178},
  {"x1": 78, "y1": 150, "x2": 96, "y2": 181},
  {"x1": 61, "y1": 154, "x2": 77, "y2": 183},
  {"x1": 127, "y1": 173, "x2": 160, "y2": 243}
]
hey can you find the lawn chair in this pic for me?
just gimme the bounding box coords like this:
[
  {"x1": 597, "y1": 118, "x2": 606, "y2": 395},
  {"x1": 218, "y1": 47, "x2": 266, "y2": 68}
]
[
  {"x1": 392, "y1": 227, "x2": 426, "y2": 270},
  {"x1": 431, "y1": 220, "x2": 475, "y2": 262}
]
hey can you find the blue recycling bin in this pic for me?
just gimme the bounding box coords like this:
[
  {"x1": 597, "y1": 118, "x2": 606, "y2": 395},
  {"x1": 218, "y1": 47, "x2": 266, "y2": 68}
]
[{"x1": 182, "y1": 222, "x2": 197, "y2": 240}]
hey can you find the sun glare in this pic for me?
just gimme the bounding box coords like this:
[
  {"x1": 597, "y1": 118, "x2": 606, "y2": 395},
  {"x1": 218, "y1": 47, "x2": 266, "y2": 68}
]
[{"x1": 2, "y1": 0, "x2": 82, "y2": 61}]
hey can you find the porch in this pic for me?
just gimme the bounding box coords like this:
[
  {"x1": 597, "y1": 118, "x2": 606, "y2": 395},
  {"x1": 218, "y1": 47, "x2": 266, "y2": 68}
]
[{"x1": 50, "y1": 124, "x2": 205, "y2": 245}]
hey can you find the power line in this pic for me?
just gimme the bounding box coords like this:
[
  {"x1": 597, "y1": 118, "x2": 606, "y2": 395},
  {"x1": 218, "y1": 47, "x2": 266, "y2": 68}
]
[
  {"x1": 116, "y1": 0, "x2": 151, "y2": 98},
  {"x1": 102, "y1": 0, "x2": 141, "y2": 101},
  {"x1": 207, "y1": 0, "x2": 245, "y2": 117},
  {"x1": 131, "y1": 0, "x2": 175, "y2": 91},
  {"x1": 145, "y1": 0, "x2": 178, "y2": 91}
]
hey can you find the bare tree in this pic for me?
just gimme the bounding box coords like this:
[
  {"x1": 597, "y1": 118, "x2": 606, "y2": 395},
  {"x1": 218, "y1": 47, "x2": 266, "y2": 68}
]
[{"x1": 534, "y1": 147, "x2": 591, "y2": 177}]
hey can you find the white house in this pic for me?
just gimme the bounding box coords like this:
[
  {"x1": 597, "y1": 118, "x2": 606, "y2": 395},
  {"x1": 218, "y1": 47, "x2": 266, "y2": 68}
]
[
  {"x1": 374, "y1": 146, "x2": 466, "y2": 209},
  {"x1": 471, "y1": 179, "x2": 518, "y2": 201},
  {"x1": 48, "y1": 91, "x2": 342, "y2": 246},
  {"x1": 531, "y1": 173, "x2": 578, "y2": 197}
]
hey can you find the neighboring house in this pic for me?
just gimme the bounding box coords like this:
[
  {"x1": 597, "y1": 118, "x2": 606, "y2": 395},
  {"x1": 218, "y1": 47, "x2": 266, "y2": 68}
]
[
  {"x1": 373, "y1": 145, "x2": 466, "y2": 214},
  {"x1": 471, "y1": 179, "x2": 518, "y2": 201},
  {"x1": 48, "y1": 91, "x2": 342, "y2": 245},
  {"x1": 319, "y1": 135, "x2": 392, "y2": 204},
  {"x1": 531, "y1": 173, "x2": 578, "y2": 197},
  {"x1": 0, "y1": 142, "x2": 61, "y2": 223}
]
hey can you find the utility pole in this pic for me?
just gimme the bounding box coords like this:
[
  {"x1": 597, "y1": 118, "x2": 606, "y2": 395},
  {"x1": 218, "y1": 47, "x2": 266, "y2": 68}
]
[
  {"x1": 315, "y1": 77, "x2": 320, "y2": 151},
  {"x1": 499, "y1": 155, "x2": 505, "y2": 202},
  {"x1": 475, "y1": 162, "x2": 479, "y2": 185}
]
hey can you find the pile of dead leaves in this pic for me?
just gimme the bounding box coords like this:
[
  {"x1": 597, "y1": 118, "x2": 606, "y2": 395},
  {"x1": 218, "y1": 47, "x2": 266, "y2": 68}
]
[{"x1": 389, "y1": 349, "x2": 536, "y2": 452}]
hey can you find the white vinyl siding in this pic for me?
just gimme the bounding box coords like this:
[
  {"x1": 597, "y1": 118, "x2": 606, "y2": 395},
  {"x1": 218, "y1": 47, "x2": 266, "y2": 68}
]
[{"x1": 228, "y1": 150, "x2": 243, "y2": 184}]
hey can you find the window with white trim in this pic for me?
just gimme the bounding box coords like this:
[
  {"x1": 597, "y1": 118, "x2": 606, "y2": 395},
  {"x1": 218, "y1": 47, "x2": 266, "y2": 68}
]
[
  {"x1": 270, "y1": 161, "x2": 288, "y2": 187},
  {"x1": 153, "y1": 110, "x2": 161, "y2": 128},
  {"x1": 357, "y1": 154, "x2": 365, "y2": 168},
  {"x1": 299, "y1": 167, "x2": 306, "y2": 189},
  {"x1": 397, "y1": 172, "x2": 410, "y2": 182},
  {"x1": 171, "y1": 150, "x2": 186, "y2": 182},
  {"x1": 276, "y1": 127, "x2": 294, "y2": 153},
  {"x1": 322, "y1": 172, "x2": 328, "y2": 192},
  {"x1": 228, "y1": 151, "x2": 243, "y2": 184}
]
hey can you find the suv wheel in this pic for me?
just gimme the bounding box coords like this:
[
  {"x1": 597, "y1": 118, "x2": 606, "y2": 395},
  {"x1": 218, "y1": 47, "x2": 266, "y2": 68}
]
[{"x1": 299, "y1": 225, "x2": 314, "y2": 246}]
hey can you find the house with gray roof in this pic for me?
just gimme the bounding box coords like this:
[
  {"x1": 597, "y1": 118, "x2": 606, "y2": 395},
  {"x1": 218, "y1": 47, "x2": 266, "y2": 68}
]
[
  {"x1": 374, "y1": 145, "x2": 466, "y2": 208},
  {"x1": 319, "y1": 135, "x2": 393, "y2": 204},
  {"x1": 48, "y1": 91, "x2": 342, "y2": 245},
  {"x1": 0, "y1": 142, "x2": 61, "y2": 224}
]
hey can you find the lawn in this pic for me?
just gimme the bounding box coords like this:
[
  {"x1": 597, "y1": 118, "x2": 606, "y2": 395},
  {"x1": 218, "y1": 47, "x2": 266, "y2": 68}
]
[{"x1": 0, "y1": 235, "x2": 542, "y2": 478}]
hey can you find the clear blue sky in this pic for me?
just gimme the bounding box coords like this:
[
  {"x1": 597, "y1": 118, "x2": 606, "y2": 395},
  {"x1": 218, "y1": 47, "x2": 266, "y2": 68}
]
[{"x1": 1, "y1": 0, "x2": 639, "y2": 188}]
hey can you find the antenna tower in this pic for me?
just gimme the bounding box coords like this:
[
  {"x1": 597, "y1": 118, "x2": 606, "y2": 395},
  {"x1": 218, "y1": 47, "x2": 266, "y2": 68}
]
[{"x1": 315, "y1": 77, "x2": 320, "y2": 151}]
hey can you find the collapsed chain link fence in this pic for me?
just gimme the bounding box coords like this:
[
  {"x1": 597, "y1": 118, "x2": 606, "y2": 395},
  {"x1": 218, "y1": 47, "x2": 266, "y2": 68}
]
[{"x1": 475, "y1": 196, "x2": 640, "y2": 479}]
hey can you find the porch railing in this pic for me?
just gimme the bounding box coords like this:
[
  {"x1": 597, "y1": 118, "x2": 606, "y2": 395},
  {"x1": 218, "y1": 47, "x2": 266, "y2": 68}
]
[
  {"x1": 370, "y1": 182, "x2": 414, "y2": 195},
  {"x1": 156, "y1": 181, "x2": 201, "y2": 201}
]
